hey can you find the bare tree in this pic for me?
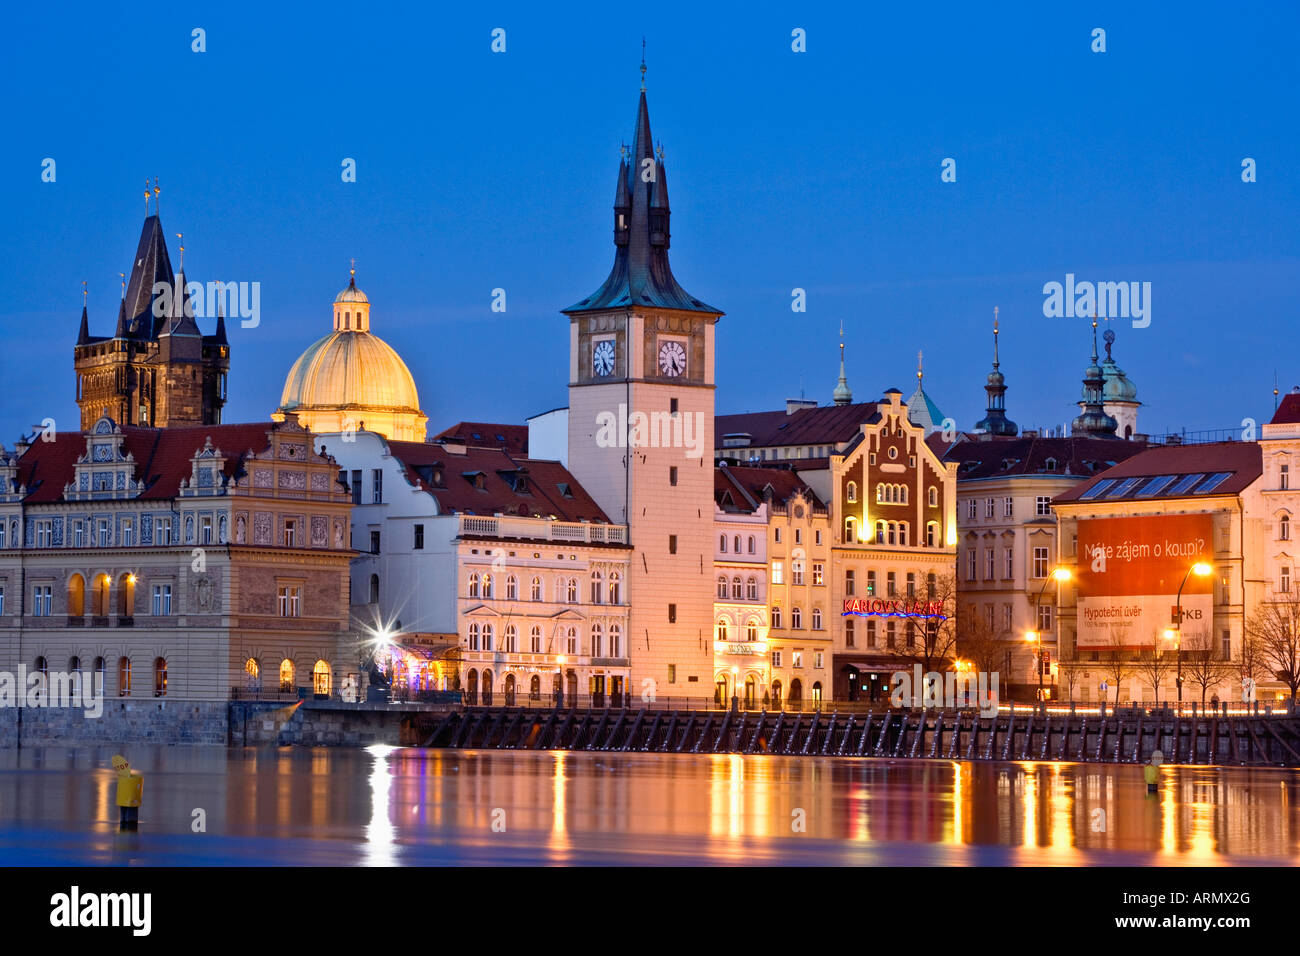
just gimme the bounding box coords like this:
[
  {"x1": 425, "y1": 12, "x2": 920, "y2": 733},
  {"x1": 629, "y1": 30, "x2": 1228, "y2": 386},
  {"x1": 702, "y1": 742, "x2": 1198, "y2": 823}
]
[
  {"x1": 1099, "y1": 633, "x2": 1135, "y2": 707},
  {"x1": 1181, "y1": 634, "x2": 1236, "y2": 708},
  {"x1": 956, "y1": 605, "x2": 1003, "y2": 678},
  {"x1": 1133, "y1": 645, "x2": 1174, "y2": 707},
  {"x1": 900, "y1": 571, "x2": 960, "y2": 675},
  {"x1": 1059, "y1": 662, "x2": 1083, "y2": 702},
  {"x1": 1245, "y1": 594, "x2": 1300, "y2": 702}
]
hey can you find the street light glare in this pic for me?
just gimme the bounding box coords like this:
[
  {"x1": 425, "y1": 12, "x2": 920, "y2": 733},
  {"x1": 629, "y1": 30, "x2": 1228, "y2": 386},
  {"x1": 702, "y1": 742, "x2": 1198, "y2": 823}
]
[
  {"x1": 1192, "y1": 562, "x2": 1213, "y2": 576},
  {"x1": 1051, "y1": 567, "x2": 1071, "y2": 581}
]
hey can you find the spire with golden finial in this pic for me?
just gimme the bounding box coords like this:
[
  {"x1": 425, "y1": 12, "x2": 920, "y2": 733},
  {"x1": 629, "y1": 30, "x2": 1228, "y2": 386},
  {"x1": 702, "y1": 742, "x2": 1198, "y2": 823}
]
[
  {"x1": 144, "y1": 178, "x2": 151, "y2": 215},
  {"x1": 832, "y1": 319, "x2": 853, "y2": 405},
  {"x1": 153, "y1": 178, "x2": 160, "y2": 217},
  {"x1": 917, "y1": 349, "x2": 924, "y2": 386},
  {"x1": 175, "y1": 233, "x2": 184, "y2": 270}
]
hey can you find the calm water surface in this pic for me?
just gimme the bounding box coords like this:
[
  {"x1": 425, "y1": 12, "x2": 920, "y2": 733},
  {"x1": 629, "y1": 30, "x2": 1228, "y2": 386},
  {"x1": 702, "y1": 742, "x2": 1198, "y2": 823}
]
[{"x1": 0, "y1": 745, "x2": 1296, "y2": 865}]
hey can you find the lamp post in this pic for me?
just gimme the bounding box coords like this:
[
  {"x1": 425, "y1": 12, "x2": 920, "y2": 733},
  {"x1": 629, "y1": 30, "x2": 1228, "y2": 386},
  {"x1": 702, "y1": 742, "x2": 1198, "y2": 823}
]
[
  {"x1": 730, "y1": 665, "x2": 740, "y2": 713},
  {"x1": 1028, "y1": 567, "x2": 1072, "y2": 703},
  {"x1": 1171, "y1": 562, "x2": 1213, "y2": 707},
  {"x1": 556, "y1": 654, "x2": 566, "y2": 708}
]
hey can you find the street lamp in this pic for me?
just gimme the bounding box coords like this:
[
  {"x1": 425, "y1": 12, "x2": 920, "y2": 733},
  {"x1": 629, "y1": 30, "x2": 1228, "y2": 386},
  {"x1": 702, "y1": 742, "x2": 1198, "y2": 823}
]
[
  {"x1": 731, "y1": 665, "x2": 740, "y2": 713},
  {"x1": 1171, "y1": 561, "x2": 1213, "y2": 706},
  {"x1": 1028, "y1": 567, "x2": 1071, "y2": 703},
  {"x1": 556, "y1": 654, "x2": 566, "y2": 708}
]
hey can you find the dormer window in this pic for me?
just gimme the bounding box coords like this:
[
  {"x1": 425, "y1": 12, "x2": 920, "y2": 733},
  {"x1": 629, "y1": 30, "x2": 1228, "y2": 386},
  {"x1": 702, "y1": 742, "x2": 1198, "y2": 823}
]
[{"x1": 1045, "y1": 457, "x2": 1058, "y2": 471}]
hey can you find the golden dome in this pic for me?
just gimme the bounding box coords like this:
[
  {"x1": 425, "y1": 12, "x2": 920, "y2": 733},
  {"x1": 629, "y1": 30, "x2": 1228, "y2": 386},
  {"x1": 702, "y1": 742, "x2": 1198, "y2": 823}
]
[{"x1": 274, "y1": 276, "x2": 428, "y2": 442}]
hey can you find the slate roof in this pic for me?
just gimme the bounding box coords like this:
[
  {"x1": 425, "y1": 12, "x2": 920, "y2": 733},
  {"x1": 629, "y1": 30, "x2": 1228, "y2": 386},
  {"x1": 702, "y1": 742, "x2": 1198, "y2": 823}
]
[
  {"x1": 943, "y1": 435, "x2": 1148, "y2": 482},
  {"x1": 563, "y1": 90, "x2": 720, "y2": 315},
  {"x1": 433, "y1": 422, "x2": 529, "y2": 457},
  {"x1": 717, "y1": 402, "x2": 883, "y2": 449},
  {"x1": 715, "y1": 464, "x2": 823, "y2": 513}
]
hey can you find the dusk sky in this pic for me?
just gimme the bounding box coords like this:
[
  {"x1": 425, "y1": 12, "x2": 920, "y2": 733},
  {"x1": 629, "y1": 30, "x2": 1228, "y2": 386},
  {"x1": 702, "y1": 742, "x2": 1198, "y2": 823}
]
[{"x1": 4, "y1": 2, "x2": 1298, "y2": 444}]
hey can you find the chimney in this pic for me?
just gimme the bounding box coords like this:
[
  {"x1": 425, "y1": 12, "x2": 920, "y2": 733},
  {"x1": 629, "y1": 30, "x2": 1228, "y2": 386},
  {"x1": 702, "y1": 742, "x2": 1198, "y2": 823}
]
[{"x1": 786, "y1": 399, "x2": 817, "y2": 416}]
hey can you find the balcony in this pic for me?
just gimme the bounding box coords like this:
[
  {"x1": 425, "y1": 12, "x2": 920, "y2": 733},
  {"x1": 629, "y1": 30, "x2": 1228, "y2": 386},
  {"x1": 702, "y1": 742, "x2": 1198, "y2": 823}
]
[{"x1": 458, "y1": 514, "x2": 628, "y2": 545}]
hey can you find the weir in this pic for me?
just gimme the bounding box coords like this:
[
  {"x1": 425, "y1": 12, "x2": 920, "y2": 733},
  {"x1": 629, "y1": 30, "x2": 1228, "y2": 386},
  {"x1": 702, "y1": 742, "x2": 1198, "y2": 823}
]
[{"x1": 419, "y1": 705, "x2": 1300, "y2": 767}]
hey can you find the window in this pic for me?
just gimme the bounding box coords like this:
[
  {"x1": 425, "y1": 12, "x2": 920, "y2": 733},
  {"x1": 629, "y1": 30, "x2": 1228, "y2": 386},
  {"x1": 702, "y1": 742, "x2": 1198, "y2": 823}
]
[
  {"x1": 847, "y1": 482, "x2": 858, "y2": 503},
  {"x1": 122, "y1": 520, "x2": 135, "y2": 546},
  {"x1": 731, "y1": 577, "x2": 742, "y2": 600},
  {"x1": 670, "y1": 398, "x2": 679, "y2": 415},
  {"x1": 1004, "y1": 496, "x2": 1014, "y2": 517},
  {"x1": 866, "y1": 570, "x2": 876, "y2": 596},
  {"x1": 151, "y1": 584, "x2": 172, "y2": 616},
  {"x1": 504, "y1": 625, "x2": 518, "y2": 653},
  {"x1": 792, "y1": 563, "x2": 804, "y2": 585},
  {"x1": 746, "y1": 577, "x2": 758, "y2": 600},
  {"x1": 966, "y1": 499, "x2": 977, "y2": 520},
  {"x1": 468, "y1": 623, "x2": 480, "y2": 650},
  {"x1": 966, "y1": 548, "x2": 976, "y2": 581},
  {"x1": 985, "y1": 548, "x2": 994, "y2": 580},
  {"x1": 154, "y1": 658, "x2": 167, "y2": 697},
  {"x1": 1283, "y1": 464, "x2": 1291, "y2": 490},
  {"x1": 1282, "y1": 515, "x2": 1291, "y2": 541},
  {"x1": 1032, "y1": 547, "x2": 1049, "y2": 579},
  {"x1": 774, "y1": 527, "x2": 782, "y2": 544},
  {"x1": 845, "y1": 569, "x2": 856, "y2": 596},
  {"x1": 1036, "y1": 496, "x2": 1052, "y2": 516},
  {"x1": 1222, "y1": 629, "x2": 1231, "y2": 660},
  {"x1": 719, "y1": 534, "x2": 727, "y2": 553},
  {"x1": 98, "y1": 519, "x2": 111, "y2": 545},
  {"x1": 157, "y1": 518, "x2": 172, "y2": 546},
  {"x1": 531, "y1": 576, "x2": 542, "y2": 601},
  {"x1": 468, "y1": 573, "x2": 480, "y2": 598},
  {"x1": 812, "y1": 608, "x2": 822, "y2": 629},
  {"x1": 370, "y1": 531, "x2": 380, "y2": 554},
  {"x1": 771, "y1": 606, "x2": 782, "y2": 628},
  {"x1": 928, "y1": 487, "x2": 938, "y2": 507},
  {"x1": 35, "y1": 521, "x2": 52, "y2": 548},
  {"x1": 482, "y1": 624, "x2": 494, "y2": 652},
  {"x1": 667, "y1": 603, "x2": 677, "y2": 623},
  {"x1": 1283, "y1": 567, "x2": 1291, "y2": 593},
  {"x1": 735, "y1": 535, "x2": 742, "y2": 553},
  {"x1": 1037, "y1": 602, "x2": 1052, "y2": 632},
  {"x1": 72, "y1": 523, "x2": 83, "y2": 548},
  {"x1": 282, "y1": 519, "x2": 297, "y2": 547},
  {"x1": 313, "y1": 661, "x2": 332, "y2": 697},
  {"x1": 118, "y1": 657, "x2": 131, "y2": 697},
  {"x1": 906, "y1": 572, "x2": 916, "y2": 597},
  {"x1": 351, "y1": 469, "x2": 362, "y2": 505},
  {"x1": 905, "y1": 622, "x2": 915, "y2": 648},
  {"x1": 591, "y1": 572, "x2": 603, "y2": 604},
  {"x1": 610, "y1": 625, "x2": 621, "y2": 657},
  {"x1": 812, "y1": 562, "x2": 824, "y2": 586},
  {"x1": 716, "y1": 620, "x2": 728, "y2": 642},
  {"x1": 0, "y1": 585, "x2": 4, "y2": 615},
  {"x1": 669, "y1": 535, "x2": 677, "y2": 554},
  {"x1": 845, "y1": 618, "x2": 855, "y2": 647},
  {"x1": 530, "y1": 626, "x2": 542, "y2": 653},
  {"x1": 985, "y1": 498, "x2": 995, "y2": 518},
  {"x1": 507, "y1": 575, "x2": 518, "y2": 601},
  {"x1": 815, "y1": 651, "x2": 824, "y2": 669},
  {"x1": 748, "y1": 535, "x2": 757, "y2": 554},
  {"x1": 278, "y1": 585, "x2": 302, "y2": 617},
  {"x1": 794, "y1": 529, "x2": 802, "y2": 546},
  {"x1": 414, "y1": 524, "x2": 424, "y2": 549},
  {"x1": 791, "y1": 607, "x2": 803, "y2": 628},
  {"x1": 866, "y1": 620, "x2": 877, "y2": 648},
  {"x1": 372, "y1": 469, "x2": 383, "y2": 504},
  {"x1": 844, "y1": 517, "x2": 856, "y2": 542},
  {"x1": 1003, "y1": 604, "x2": 1013, "y2": 633},
  {"x1": 772, "y1": 561, "x2": 784, "y2": 585},
  {"x1": 566, "y1": 578, "x2": 577, "y2": 603},
  {"x1": 669, "y1": 466, "x2": 678, "y2": 486},
  {"x1": 771, "y1": 650, "x2": 783, "y2": 668},
  {"x1": 792, "y1": 651, "x2": 803, "y2": 668},
  {"x1": 609, "y1": 572, "x2": 621, "y2": 604},
  {"x1": 886, "y1": 572, "x2": 896, "y2": 597},
  {"x1": 32, "y1": 585, "x2": 52, "y2": 616},
  {"x1": 886, "y1": 621, "x2": 896, "y2": 648}
]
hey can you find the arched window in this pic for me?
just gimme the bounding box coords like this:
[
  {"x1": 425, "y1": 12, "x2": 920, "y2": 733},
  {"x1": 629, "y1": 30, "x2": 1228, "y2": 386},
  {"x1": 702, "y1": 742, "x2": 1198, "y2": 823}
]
[
  {"x1": 244, "y1": 657, "x2": 260, "y2": 694},
  {"x1": 69, "y1": 655, "x2": 81, "y2": 680},
  {"x1": 591, "y1": 571, "x2": 603, "y2": 604},
  {"x1": 117, "y1": 573, "x2": 135, "y2": 617},
  {"x1": 718, "y1": 576, "x2": 729, "y2": 599},
  {"x1": 468, "y1": 623, "x2": 480, "y2": 650},
  {"x1": 567, "y1": 578, "x2": 578, "y2": 603},
  {"x1": 504, "y1": 624, "x2": 518, "y2": 653},
  {"x1": 888, "y1": 522, "x2": 897, "y2": 545},
  {"x1": 482, "y1": 623, "x2": 494, "y2": 652},
  {"x1": 481, "y1": 574, "x2": 493, "y2": 598},
  {"x1": 847, "y1": 481, "x2": 858, "y2": 503},
  {"x1": 719, "y1": 535, "x2": 727, "y2": 553},
  {"x1": 875, "y1": 521, "x2": 885, "y2": 543},
  {"x1": 788, "y1": 678, "x2": 802, "y2": 704},
  {"x1": 468, "y1": 573, "x2": 480, "y2": 598},
  {"x1": 898, "y1": 523, "x2": 908, "y2": 546},
  {"x1": 531, "y1": 576, "x2": 542, "y2": 601},
  {"x1": 928, "y1": 486, "x2": 938, "y2": 507},
  {"x1": 927, "y1": 572, "x2": 937, "y2": 598},
  {"x1": 772, "y1": 680, "x2": 783, "y2": 706},
  {"x1": 591, "y1": 623, "x2": 603, "y2": 657},
  {"x1": 812, "y1": 607, "x2": 822, "y2": 629},
  {"x1": 734, "y1": 535, "x2": 741, "y2": 554},
  {"x1": 609, "y1": 624, "x2": 621, "y2": 657},
  {"x1": 280, "y1": 659, "x2": 295, "y2": 693},
  {"x1": 506, "y1": 575, "x2": 518, "y2": 600},
  {"x1": 746, "y1": 620, "x2": 758, "y2": 642},
  {"x1": 875, "y1": 484, "x2": 884, "y2": 503},
  {"x1": 926, "y1": 521, "x2": 939, "y2": 547},
  {"x1": 747, "y1": 577, "x2": 758, "y2": 600},
  {"x1": 313, "y1": 660, "x2": 332, "y2": 697},
  {"x1": 1283, "y1": 515, "x2": 1291, "y2": 541},
  {"x1": 68, "y1": 574, "x2": 85, "y2": 617},
  {"x1": 748, "y1": 535, "x2": 756, "y2": 554},
  {"x1": 716, "y1": 619, "x2": 728, "y2": 641},
  {"x1": 218, "y1": 515, "x2": 228, "y2": 544},
  {"x1": 369, "y1": 574, "x2": 379, "y2": 604},
  {"x1": 34, "y1": 656, "x2": 48, "y2": 685},
  {"x1": 608, "y1": 571, "x2": 621, "y2": 605},
  {"x1": 530, "y1": 625, "x2": 542, "y2": 653},
  {"x1": 94, "y1": 656, "x2": 105, "y2": 691},
  {"x1": 93, "y1": 574, "x2": 111, "y2": 617},
  {"x1": 812, "y1": 681, "x2": 823, "y2": 705},
  {"x1": 566, "y1": 626, "x2": 577, "y2": 655},
  {"x1": 154, "y1": 657, "x2": 167, "y2": 697},
  {"x1": 792, "y1": 606, "x2": 802, "y2": 629},
  {"x1": 845, "y1": 517, "x2": 857, "y2": 542},
  {"x1": 466, "y1": 668, "x2": 479, "y2": 703},
  {"x1": 530, "y1": 674, "x2": 541, "y2": 699},
  {"x1": 731, "y1": 576, "x2": 742, "y2": 600}
]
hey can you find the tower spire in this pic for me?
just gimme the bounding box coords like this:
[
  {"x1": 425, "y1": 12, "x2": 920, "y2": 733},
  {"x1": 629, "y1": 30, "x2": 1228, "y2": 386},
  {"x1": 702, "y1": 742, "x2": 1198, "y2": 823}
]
[
  {"x1": 917, "y1": 349, "x2": 924, "y2": 387},
  {"x1": 992, "y1": 306, "x2": 1000, "y2": 368},
  {"x1": 833, "y1": 319, "x2": 852, "y2": 405},
  {"x1": 1072, "y1": 308, "x2": 1118, "y2": 437},
  {"x1": 77, "y1": 281, "x2": 90, "y2": 346},
  {"x1": 640, "y1": 37, "x2": 646, "y2": 91},
  {"x1": 974, "y1": 306, "x2": 1017, "y2": 436}
]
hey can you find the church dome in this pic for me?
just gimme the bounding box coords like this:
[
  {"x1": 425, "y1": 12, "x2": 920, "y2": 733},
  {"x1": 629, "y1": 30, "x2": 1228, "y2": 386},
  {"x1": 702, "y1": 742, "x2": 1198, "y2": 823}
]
[
  {"x1": 1101, "y1": 361, "x2": 1138, "y2": 402},
  {"x1": 274, "y1": 273, "x2": 428, "y2": 442}
]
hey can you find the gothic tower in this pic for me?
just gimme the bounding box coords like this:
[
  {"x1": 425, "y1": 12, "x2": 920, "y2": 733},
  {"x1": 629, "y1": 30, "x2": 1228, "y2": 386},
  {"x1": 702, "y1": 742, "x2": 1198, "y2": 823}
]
[
  {"x1": 74, "y1": 208, "x2": 229, "y2": 430},
  {"x1": 563, "y1": 70, "x2": 722, "y2": 694}
]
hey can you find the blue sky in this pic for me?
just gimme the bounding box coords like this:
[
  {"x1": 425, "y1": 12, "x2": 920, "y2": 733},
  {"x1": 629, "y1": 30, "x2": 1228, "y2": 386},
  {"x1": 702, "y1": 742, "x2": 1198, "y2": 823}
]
[{"x1": 3, "y1": 1, "x2": 1298, "y2": 443}]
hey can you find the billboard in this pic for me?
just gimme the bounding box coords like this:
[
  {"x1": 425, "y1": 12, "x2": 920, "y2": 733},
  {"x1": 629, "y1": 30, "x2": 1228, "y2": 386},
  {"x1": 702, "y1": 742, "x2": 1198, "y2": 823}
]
[{"x1": 1075, "y1": 514, "x2": 1213, "y2": 650}]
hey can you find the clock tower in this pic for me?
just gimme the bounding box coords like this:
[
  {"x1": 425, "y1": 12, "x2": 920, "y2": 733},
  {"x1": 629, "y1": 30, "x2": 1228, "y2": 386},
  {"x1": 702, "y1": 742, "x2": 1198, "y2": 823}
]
[{"x1": 563, "y1": 75, "x2": 722, "y2": 698}]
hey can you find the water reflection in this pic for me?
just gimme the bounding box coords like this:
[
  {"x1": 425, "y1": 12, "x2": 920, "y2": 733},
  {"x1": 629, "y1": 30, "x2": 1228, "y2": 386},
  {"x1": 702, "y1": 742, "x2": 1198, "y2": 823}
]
[{"x1": 0, "y1": 747, "x2": 1296, "y2": 865}]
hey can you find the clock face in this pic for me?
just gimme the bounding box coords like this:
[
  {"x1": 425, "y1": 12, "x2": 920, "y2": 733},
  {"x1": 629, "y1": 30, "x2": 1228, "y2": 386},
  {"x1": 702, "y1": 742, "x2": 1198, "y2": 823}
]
[
  {"x1": 593, "y1": 340, "x2": 616, "y2": 376},
  {"x1": 658, "y1": 340, "x2": 687, "y2": 377}
]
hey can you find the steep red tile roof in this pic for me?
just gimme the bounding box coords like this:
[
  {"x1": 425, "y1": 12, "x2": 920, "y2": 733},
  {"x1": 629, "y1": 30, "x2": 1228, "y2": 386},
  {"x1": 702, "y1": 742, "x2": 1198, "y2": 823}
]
[
  {"x1": 717, "y1": 402, "x2": 882, "y2": 449},
  {"x1": 716, "y1": 464, "x2": 823, "y2": 512},
  {"x1": 1052, "y1": 441, "x2": 1261, "y2": 504},
  {"x1": 385, "y1": 440, "x2": 611, "y2": 523},
  {"x1": 432, "y1": 422, "x2": 529, "y2": 457},
  {"x1": 1270, "y1": 392, "x2": 1300, "y2": 425},
  {"x1": 15, "y1": 423, "x2": 281, "y2": 503}
]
